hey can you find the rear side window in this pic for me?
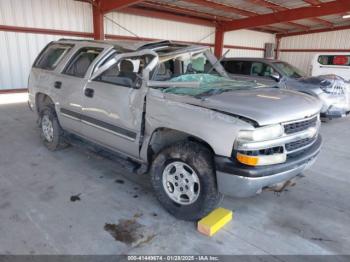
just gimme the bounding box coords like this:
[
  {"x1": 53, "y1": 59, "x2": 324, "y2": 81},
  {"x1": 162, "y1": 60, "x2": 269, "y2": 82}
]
[
  {"x1": 251, "y1": 62, "x2": 275, "y2": 77},
  {"x1": 223, "y1": 61, "x2": 251, "y2": 75},
  {"x1": 34, "y1": 44, "x2": 73, "y2": 70},
  {"x1": 63, "y1": 47, "x2": 103, "y2": 78},
  {"x1": 318, "y1": 55, "x2": 350, "y2": 66}
]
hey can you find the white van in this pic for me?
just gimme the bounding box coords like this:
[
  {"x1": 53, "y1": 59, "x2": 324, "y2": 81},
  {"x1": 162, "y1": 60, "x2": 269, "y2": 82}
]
[{"x1": 311, "y1": 53, "x2": 350, "y2": 80}]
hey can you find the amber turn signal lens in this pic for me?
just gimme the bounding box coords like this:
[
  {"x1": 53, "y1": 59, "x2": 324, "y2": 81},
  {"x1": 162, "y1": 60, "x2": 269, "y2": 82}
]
[{"x1": 236, "y1": 153, "x2": 259, "y2": 166}]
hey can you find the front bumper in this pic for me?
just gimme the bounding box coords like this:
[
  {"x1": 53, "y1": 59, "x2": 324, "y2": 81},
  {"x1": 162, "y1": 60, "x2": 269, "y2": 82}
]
[
  {"x1": 320, "y1": 105, "x2": 349, "y2": 118},
  {"x1": 319, "y1": 93, "x2": 350, "y2": 118},
  {"x1": 215, "y1": 135, "x2": 322, "y2": 198}
]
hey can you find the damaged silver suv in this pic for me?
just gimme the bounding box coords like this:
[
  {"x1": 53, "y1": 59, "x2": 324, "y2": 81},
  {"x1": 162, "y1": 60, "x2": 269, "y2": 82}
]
[{"x1": 28, "y1": 39, "x2": 323, "y2": 221}]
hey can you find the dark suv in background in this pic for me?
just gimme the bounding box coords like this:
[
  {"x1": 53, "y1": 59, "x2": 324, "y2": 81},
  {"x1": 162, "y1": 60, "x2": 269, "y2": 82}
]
[{"x1": 222, "y1": 58, "x2": 350, "y2": 119}]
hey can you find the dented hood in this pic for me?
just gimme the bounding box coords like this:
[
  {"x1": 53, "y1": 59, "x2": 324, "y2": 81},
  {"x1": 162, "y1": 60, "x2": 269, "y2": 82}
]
[
  {"x1": 160, "y1": 74, "x2": 322, "y2": 126},
  {"x1": 164, "y1": 88, "x2": 322, "y2": 126},
  {"x1": 199, "y1": 88, "x2": 322, "y2": 126}
]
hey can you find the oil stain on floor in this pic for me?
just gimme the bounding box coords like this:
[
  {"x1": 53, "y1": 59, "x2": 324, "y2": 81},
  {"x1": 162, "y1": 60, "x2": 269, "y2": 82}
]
[
  {"x1": 104, "y1": 219, "x2": 155, "y2": 247},
  {"x1": 70, "y1": 193, "x2": 81, "y2": 202}
]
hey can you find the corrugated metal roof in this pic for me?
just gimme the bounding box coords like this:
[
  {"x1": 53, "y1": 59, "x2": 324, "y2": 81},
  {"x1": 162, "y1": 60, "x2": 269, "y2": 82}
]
[
  {"x1": 154, "y1": 0, "x2": 244, "y2": 19},
  {"x1": 137, "y1": 0, "x2": 346, "y2": 35},
  {"x1": 215, "y1": 0, "x2": 273, "y2": 14},
  {"x1": 269, "y1": 0, "x2": 309, "y2": 9}
]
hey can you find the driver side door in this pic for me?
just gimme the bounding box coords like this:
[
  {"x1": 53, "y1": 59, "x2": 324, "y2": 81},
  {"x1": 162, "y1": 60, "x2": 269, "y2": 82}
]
[{"x1": 79, "y1": 53, "x2": 154, "y2": 158}]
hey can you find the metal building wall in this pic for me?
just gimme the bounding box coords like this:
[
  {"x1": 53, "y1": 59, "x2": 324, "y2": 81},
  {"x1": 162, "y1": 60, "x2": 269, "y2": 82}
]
[
  {"x1": 224, "y1": 30, "x2": 275, "y2": 58},
  {"x1": 0, "y1": 0, "x2": 92, "y2": 31},
  {"x1": 279, "y1": 29, "x2": 350, "y2": 75},
  {"x1": 105, "y1": 12, "x2": 215, "y2": 45},
  {"x1": 0, "y1": 0, "x2": 93, "y2": 90},
  {"x1": 0, "y1": 33, "x2": 89, "y2": 89}
]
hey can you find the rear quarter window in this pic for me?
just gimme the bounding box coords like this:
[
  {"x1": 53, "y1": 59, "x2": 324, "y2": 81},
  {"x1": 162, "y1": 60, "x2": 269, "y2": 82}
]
[
  {"x1": 34, "y1": 43, "x2": 73, "y2": 70},
  {"x1": 317, "y1": 55, "x2": 350, "y2": 66}
]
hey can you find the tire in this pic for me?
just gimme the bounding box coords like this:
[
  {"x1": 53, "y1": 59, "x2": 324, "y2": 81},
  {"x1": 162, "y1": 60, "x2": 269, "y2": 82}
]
[
  {"x1": 39, "y1": 106, "x2": 67, "y2": 151},
  {"x1": 150, "y1": 141, "x2": 223, "y2": 221}
]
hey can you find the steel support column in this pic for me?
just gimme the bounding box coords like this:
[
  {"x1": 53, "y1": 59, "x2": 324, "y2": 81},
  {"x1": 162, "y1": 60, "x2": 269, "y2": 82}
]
[
  {"x1": 275, "y1": 36, "x2": 281, "y2": 59},
  {"x1": 214, "y1": 27, "x2": 224, "y2": 57},
  {"x1": 93, "y1": 1, "x2": 104, "y2": 40}
]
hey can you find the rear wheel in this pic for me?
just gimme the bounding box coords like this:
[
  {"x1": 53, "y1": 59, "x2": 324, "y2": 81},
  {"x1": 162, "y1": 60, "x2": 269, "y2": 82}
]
[
  {"x1": 39, "y1": 106, "x2": 67, "y2": 151},
  {"x1": 151, "y1": 141, "x2": 223, "y2": 221}
]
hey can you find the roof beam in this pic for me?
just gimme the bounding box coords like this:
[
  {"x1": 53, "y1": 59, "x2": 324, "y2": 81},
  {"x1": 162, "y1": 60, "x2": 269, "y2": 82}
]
[
  {"x1": 260, "y1": 25, "x2": 288, "y2": 33},
  {"x1": 277, "y1": 24, "x2": 350, "y2": 38},
  {"x1": 285, "y1": 22, "x2": 309, "y2": 30},
  {"x1": 311, "y1": 18, "x2": 334, "y2": 27},
  {"x1": 185, "y1": 0, "x2": 310, "y2": 31},
  {"x1": 100, "y1": 0, "x2": 145, "y2": 13},
  {"x1": 302, "y1": 0, "x2": 334, "y2": 27},
  {"x1": 184, "y1": 0, "x2": 256, "y2": 17},
  {"x1": 247, "y1": 0, "x2": 332, "y2": 29},
  {"x1": 246, "y1": 0, "x2": 286, "y2": 12},
  {"x1": 252, "y1": 28, "x2": 276, "y2": 34},
  {"x1": 138, "y1": 1, "x2": 230, "y2": 22},
  {"x1": 223, "y1": 0, "x2": 350, "y2": 32},
  {"x1": 303, "y1": 0, "x2": 323, "y2": 6},
  {"x1": 119, "y1": 6, "x2": 215, "y2": 27}
]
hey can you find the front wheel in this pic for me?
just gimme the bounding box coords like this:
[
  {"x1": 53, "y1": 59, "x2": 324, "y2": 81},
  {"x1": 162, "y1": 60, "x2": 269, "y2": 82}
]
[{"x1": 151, "y1": 141, "x2": 223, "y2": 221}]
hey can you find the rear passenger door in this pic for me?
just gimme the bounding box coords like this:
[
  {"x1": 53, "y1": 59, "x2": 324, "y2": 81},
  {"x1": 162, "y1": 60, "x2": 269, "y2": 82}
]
[{"x1": 54, "y1": 47, "x2": 105, "y2": 134}]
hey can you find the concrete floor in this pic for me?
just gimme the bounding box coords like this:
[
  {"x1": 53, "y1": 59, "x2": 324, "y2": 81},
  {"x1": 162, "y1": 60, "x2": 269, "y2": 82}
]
[{"x1": 0, "y1": 101, "x2": 350, "y2": 255}]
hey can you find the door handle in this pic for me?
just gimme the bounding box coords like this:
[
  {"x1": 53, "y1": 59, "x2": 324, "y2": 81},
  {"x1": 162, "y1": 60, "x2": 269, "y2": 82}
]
[
  {"x1": 54, "y1": 81, "x2": 62, "y2": 89},
  {"x1": 84, "y1": 88, "x2": 94, "y2": 98}
]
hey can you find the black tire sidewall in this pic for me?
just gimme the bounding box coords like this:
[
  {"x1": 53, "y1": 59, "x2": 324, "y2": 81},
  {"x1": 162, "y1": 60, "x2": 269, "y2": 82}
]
[
  {"x1": 151, "y1": 141, "x2": 222, "y2": 221},
  {"x1": 39, "y1": 106, "x2": 62, "y2": 151}
]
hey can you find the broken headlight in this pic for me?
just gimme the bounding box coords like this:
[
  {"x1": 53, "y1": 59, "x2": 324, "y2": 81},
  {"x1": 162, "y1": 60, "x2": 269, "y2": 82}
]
[{"x1": 237, "y1": 124, "x2": 284, "y2": 142}]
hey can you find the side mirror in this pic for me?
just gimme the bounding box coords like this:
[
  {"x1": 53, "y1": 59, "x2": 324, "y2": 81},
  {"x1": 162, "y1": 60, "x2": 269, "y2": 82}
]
[{"x1": 270, "y1": 72, "x2": 280, "y2": 81}]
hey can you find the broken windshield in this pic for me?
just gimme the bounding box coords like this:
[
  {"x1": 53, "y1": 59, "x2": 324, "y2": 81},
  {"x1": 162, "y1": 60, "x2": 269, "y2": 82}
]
[
  {"x1": 162, "y1": 74, "x2": 262, "y2": 97},
  {"x1": 149, "y1": 49, "x2": 262, "y2": 98},
  {"x1": 152, "y1": 49, "x2": 227, "y2": 81}
]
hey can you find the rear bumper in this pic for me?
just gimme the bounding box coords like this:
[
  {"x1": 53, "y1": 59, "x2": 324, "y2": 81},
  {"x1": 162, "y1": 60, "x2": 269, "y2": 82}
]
[{"x1": 215, "y1": 135, "x2": 322, "y2": 198}]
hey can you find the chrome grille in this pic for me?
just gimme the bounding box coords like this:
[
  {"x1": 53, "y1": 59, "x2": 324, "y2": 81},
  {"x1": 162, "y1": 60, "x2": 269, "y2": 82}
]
[
  {"x1": 285, "y1": 137, "x2": 316, "y2": 152},
  {"x1": 284, "y1": 116, "x2": 317, "y2": 135}
]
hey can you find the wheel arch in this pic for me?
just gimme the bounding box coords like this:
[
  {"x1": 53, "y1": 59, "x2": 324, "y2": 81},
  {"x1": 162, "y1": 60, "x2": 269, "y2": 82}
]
[
  {"x1": 35, "y1": 92, "x2": 54, "y2": 113},
  {"x1": 146, "y1": 127, "x2": 215, "y2": 163}
]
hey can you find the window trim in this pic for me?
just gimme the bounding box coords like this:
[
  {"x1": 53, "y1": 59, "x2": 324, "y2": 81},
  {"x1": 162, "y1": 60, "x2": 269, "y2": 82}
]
[
  {"x1": 33, "y1": 43, "x2": 74, "y2": 71},
  {"x1": 62, "y1": 46, "x2": 104, "y2": 78}
]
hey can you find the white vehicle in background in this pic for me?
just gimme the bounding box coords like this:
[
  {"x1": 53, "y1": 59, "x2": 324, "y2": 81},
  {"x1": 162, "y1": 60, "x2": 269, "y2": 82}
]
[{"x1": 310, "y1": 53, "x2": 350, "y2": 80}]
